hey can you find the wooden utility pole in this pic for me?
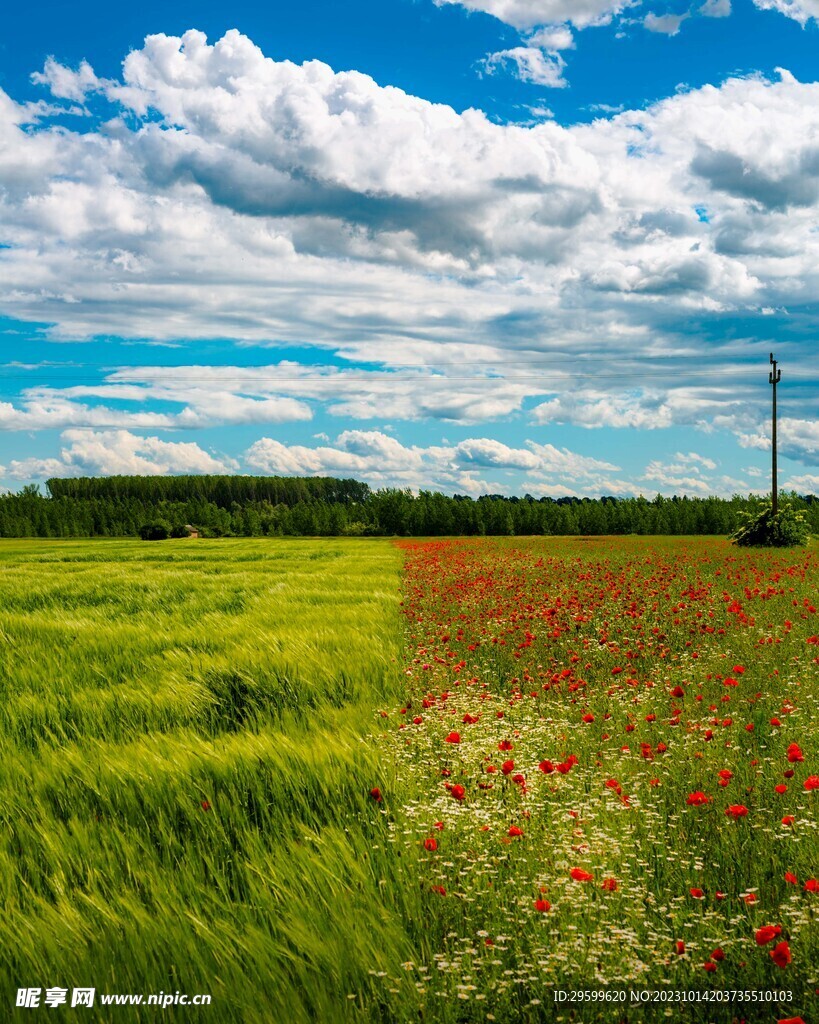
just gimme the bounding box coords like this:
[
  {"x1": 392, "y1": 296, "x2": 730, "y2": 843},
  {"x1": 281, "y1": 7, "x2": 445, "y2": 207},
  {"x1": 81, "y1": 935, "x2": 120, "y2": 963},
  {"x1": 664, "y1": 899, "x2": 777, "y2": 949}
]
[{"x1": 769, "y1": 353, "x2": 781, "y2": 515}]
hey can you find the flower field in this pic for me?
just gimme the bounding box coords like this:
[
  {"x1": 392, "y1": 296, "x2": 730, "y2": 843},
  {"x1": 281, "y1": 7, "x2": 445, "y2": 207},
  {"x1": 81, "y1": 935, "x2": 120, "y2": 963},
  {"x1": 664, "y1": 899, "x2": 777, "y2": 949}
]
[
  {"x1": 375, "y1": 537, "x2": 819, "y2": 1023},
  {"x1": 1, "y1": 536, "x2": 817, "y2": 1023}
]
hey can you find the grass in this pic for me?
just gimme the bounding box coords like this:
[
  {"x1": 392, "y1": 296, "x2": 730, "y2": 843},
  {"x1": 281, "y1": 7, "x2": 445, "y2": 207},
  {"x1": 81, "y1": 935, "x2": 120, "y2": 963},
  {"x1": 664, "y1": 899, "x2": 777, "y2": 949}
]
[
  {"x1": 0, "y1": 539, "x2": 427, "y2": 1023},
  {"x1": 3, "y1": 535, "x2": 819, "y2": 1024},
  {"x1": 382, "y1": 536, "x2": 819, "y2": 1023}
]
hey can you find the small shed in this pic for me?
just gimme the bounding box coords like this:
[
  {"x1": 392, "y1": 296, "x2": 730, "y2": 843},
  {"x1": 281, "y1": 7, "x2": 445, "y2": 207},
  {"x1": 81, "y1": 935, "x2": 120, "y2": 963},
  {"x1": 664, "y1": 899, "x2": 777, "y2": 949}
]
[{"x1": 183, "y1": 524, "x2": 200, "y2": 538}]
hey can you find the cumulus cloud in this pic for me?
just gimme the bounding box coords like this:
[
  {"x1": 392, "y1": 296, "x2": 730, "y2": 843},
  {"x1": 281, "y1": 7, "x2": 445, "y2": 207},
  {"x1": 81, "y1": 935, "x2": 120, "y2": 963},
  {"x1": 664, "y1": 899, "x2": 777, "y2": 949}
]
[
  {"x1": 244, "y1": 431, "x2": 629, "y2": 494},
  {"x1": 30, "y1": 57, "x2": 107, "y2": 102},
  {"x1": 0, "y1": 380, "x2": 311, "y2": 431},
  {"x1": 2, "y1": 29, "x2": 819, "y2": 445},
  {"x1": 529, "y1": 25, "x2": 576, "y2": 49},
  {"x1": 700, "y1": 0, "x2": 731, "y2": 15},
  {"x1": 6, "y1": 429, "x2": 237, "y2": 479},
  {"x1": 454, "y1": 437, "x2": 541, "y2": 469},
  {"x1": 644, "y1": 12, "x2": 690, "y2": 34},
  {"x1": 641, "y1": 451, "x2": 721, "y2": 493},
  {"x1": 752, "y1": 0, "x2": 819, "y2": 24},
  {"x1": 784, "y1": 472, "x2": 819, "y2": 491},
  {"x1": 246, "y1": 430, "x2": 472, "y2": 491},
  {"x1": 484, "y1": 46, "x2": 567, "y2": 87},
  {"x1": 736, "y1": 417, "x2": 819, "y2": 464},
  {"x1": 432, "y1": 0, "x2": 632, "y2": 30}
]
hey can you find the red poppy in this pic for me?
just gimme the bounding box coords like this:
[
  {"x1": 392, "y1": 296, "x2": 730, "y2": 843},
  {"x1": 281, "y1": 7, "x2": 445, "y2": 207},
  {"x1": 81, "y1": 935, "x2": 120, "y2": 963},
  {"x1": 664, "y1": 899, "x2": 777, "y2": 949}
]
[
  {"x1": 200, "y1": 800, "x2": 211, "y2": 812},
  {"x1": 582, "y1": 713, "x2": 595, "y2": 723},
  {"x1": 570, "y1": 867, "x2": 594, "y2": 882},
  {"x1": 602, "y1": 878, "x2": 618, "y2": 891},
  {"x1": 782, "y1": 815, "x2": 795, "y2": 826},
  {"x1": 785, "y1": 872, "x2": 798, "y2": 884},
  {"x1": 777, "y1": 1017, "x2": 805, "y2": 1024},
  {"x1": 804, "y1": 775, "x2": 819, "y2": 791},
  {"x1": 444, "y1": 731, "x2": 461, "y2": 744},
  {"x1": 675, "y1": 940, "x2": 685, "y2": 955},
  {"x1": 689, "y1": 887, "x2": 704, "y2": 899},
  {"x1": 702, "y1": 961, "x2": 717, "y2": 972},
  {"x1": 769, "y1": 941, "x2": 792, "y2": 968},
  {"x1": 534, "y1": 898, "x2": 550, "y2": 912},
  {"x1": 508, "y1": 825, "x2": 524, "y2": 837},
  {"x1": 423, "y1": 837, "x2": 438, "y2": 851},
  {"x1": 539, "y1": 760, "x2": 554, "y2": 773},
  {"x1": 498, "y1": 740, "x2": 514, "y2": 751},
  {"x1": 686, "y1": 791, "x2": 711, "y2": 806},
  {"x1": 369, "y1": 787, "x2": 383, "y2": 803},
  {"x1": 725, "y1": 804, "x2": 749, "y2": 819},
  {"x1": 711, "y1": 948, "x2": 725, "y2": 961},
  {"x1": 754, "y1": 925, "x2": 782, "y2": 946},
  {"x1": 787, "y1": 743, "x2": 804, "y2": 763},
  {"x1": 804, "y1": 879, "x2": 819, "y2": 892},
  {"x1": 775, "y1": 784, "x2": 788, "y2": 794},
  {"x1": 450, "y1": 784, "x2": 466, "y2": 802}
]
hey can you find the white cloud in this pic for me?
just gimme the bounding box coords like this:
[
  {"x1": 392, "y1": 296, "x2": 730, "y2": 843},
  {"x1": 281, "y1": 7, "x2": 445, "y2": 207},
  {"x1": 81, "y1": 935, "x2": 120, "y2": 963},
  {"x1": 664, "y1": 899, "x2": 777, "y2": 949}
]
[
  {"x1": 700, "y1": 0, "x2": 731, "y2": 15},
  {"x1": 784, "y1": 472, "x2": 819, "y2": 491},
  {"x1": 484, "y1": 46, "x2": 567, "y2": 87},
  {"x1": 244, "y1": 431, "x2": 628, "y2": 494},
  {"x1": 30, "y1": 57, "x2": 107, "y2": 102},
  {"x1": 644, "y1": 12, "x2": 690, "y2": 34},
  {"x1": 641, "y1": 452, "x2": 723, "y2": 493},
  {"x1": 752, "y1": 0, "x2": 819, "y2": 24},
  {"x1": 529, "y1": 25, "x2": 576, "y2": 49},
  {"x1": 736, "y1": 417, "x2": 819, "y2": 464},
  {"x1": 433, "y1": 0, "x2": 633, "y2": 30},
  {"x1": 0, "y1": 382, "x2": 311, "y2": 431},
  {"x1": 6, "y1": 429, "x2": 237, "y2": 480},
  {"x1": 3, "y1": 31, "x2": 819, "y2": 442},
  {"x1": 454, "y1": 437, "x2": 541, "y2": 469}
]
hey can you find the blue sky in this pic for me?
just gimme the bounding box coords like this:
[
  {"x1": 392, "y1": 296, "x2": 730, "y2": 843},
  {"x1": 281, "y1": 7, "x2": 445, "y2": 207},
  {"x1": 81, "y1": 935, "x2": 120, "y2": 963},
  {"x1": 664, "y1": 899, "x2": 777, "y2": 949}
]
[{"x1": 2, "y1": 0, "x2": 819, "y2": 497}]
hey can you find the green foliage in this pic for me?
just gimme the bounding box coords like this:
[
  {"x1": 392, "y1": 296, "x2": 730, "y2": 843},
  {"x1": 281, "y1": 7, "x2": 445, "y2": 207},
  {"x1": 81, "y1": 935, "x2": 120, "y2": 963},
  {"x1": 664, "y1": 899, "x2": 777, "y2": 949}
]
[
  {"x1": 138, "y1": 519, "x2": 171, "y2": 540},
  {"x1": 46, "y1": 473, "x2": 370, "y2": 506},
  {"x1": 730, "y1": 499, "x2": 811, "y2": 547},
  {"x1": 0, "y1": 539, "x2": 415, "y2": 1024},
  {"x1": 5, "y1": 477, "x2": 819, "y2": 538}
]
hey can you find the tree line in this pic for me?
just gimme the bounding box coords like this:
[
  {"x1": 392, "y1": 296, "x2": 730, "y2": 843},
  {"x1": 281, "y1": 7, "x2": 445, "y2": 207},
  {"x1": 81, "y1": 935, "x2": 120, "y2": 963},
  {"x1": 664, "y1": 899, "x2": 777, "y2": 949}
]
[{"x1": 0, "y1": 478, "x2": 817, "y2": 538}]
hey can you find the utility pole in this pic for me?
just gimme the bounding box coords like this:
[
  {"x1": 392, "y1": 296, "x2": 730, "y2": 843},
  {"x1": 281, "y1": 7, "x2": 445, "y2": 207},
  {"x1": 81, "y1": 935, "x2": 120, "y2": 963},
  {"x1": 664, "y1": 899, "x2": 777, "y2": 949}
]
[{"x1": 769, "y1": 353, "x2": 781, "y2": 516}]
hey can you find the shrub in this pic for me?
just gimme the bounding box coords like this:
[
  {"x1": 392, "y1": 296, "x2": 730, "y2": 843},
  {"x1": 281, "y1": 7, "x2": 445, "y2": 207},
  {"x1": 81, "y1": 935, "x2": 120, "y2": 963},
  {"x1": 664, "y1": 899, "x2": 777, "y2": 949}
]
[
  {"x1": 730, "y1": 500, "x2": 810, "y2": 547},
  {"x1": 138, "y1": 520, "x2": 171, "y2": 541}
]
